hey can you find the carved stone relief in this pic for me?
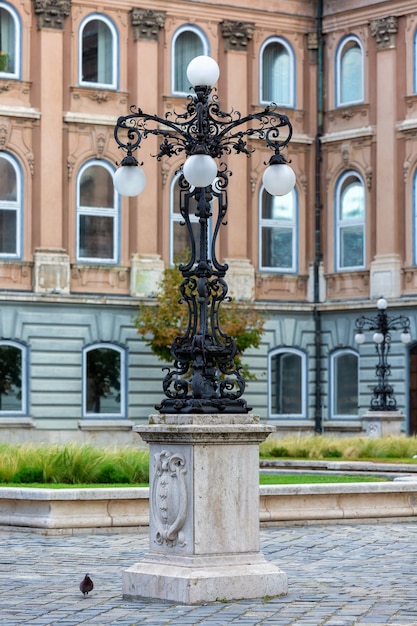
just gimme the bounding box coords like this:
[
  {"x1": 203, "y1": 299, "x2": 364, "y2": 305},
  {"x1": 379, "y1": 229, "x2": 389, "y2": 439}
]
[
  {"x1": 370, "y1": 16, "x2": 398, "y2": 50},
  {"x1": 221, "y1": 20, "x2": 254, "y2": 51},
  {"x1": 33, "y1": 0, "x2": 71, "y2": 30},
  {"x1": 151, "y1": 450, "x2": 187, "y2": 548},
  {"x1": 130, "y1": 8, "x2": 166, "y2": 41}
]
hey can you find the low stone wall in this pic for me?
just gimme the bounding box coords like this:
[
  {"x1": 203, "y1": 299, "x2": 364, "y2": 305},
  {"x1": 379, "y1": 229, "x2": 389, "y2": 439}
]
[{"x1": 1, "y1": 482, "x2": 417, "y2": 532}]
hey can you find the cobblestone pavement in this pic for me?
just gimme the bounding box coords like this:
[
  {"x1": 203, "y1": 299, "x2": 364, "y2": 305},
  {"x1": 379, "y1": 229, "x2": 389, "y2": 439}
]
[{"x1": 1, "y1": 522, "x2": 417, "y2": 625}]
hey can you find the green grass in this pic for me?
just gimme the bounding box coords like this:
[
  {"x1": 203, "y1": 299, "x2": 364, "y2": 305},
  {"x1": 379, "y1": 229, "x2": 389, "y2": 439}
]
[
  {"x1": 0, "y1": 475, "x2": 385, "y2": 488},
  {"x1": 259, "y1": 474, "x2": 387, "y2": 485}
]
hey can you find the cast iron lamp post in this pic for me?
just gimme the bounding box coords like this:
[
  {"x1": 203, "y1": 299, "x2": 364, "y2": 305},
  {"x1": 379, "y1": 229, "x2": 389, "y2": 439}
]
[
  {"x1": 354, "y1": 297, "x2": 411, "y2": 411},
  {"x1": 113, "y1": 55, "x2": 295, "y2": 415}
]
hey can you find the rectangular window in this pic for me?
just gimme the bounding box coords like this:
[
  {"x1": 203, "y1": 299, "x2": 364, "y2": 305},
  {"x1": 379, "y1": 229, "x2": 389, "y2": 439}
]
[
  {"x1": 79, "y1": 214, "x2": 114, "y2": 260},
  {"x1": 261, "y1": 226, "x2": 293, "y2": 269},
  {"x1": 340, "y1": 225, "x2": 364, "y2": 268},
  {"x1": 0, "y1": 209, "x2": 17, "y2": 254}
]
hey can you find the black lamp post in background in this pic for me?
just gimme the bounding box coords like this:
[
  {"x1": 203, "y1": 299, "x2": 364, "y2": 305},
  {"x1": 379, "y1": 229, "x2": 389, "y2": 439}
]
[
  {"x1": 354, "y1": 297, "x2": 411, "y2": 411},
  {"x1": 113, "y1": 55, "x2": 295, "y2": 415}
]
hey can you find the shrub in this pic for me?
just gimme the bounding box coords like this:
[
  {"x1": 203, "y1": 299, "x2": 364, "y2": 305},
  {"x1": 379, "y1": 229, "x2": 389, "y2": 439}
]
[
  {"x1": 269, "y1": 446, "x2": 289, "y2": 458},
  {"x1": 96, "y1": 464, "x2": 130, "y2": 484},
  {"x1": 321, "y1": 447, "x2": 343, "y2": 459},
  {"x1": 12, "y1": 467, "x2": 44, "y2": 483}
]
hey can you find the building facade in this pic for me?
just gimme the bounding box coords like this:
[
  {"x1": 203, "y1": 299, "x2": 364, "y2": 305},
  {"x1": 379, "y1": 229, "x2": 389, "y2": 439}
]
[{"x1": 1, "y1": 0, "x2": 417, "y2": 443}]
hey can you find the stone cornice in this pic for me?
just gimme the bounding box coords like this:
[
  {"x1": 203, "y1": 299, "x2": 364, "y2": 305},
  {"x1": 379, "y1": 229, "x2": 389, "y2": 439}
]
[{"x1": 321, "y1": 126, "x2": 375, "y2": 144}]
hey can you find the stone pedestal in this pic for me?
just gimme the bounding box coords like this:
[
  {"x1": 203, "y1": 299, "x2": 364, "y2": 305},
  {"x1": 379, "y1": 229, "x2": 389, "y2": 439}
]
[
  {"x1": 122, "y1": 413, "x2": 288, "y2": 604},
  {"x1": 361, "y1": 410, "x2": 404, "y2": 437}
]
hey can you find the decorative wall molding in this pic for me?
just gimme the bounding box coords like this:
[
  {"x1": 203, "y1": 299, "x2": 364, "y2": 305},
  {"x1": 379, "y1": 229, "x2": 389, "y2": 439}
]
[
  {"x1": 369, "y1": 16, "x2": 398, "y2": 50},
  {"x1": 33, "y1": 0, "x2": 71, "y2": 30},
  {"x1": 221, "y1": 20, "x2": 254, "y2": 51},
  {"x1": 130, "y1": 8, "x2": 166, "y2": 41}
]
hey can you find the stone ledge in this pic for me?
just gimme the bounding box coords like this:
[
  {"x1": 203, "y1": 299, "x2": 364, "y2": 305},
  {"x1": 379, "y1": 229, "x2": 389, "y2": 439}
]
[{"x1": 1, "y1": 483, "x2": 417, "y2": 532}]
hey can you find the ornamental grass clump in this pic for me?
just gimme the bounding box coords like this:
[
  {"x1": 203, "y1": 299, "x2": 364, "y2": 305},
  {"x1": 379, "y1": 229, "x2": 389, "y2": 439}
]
[
  {"x1": 260, "y1": 434, "x2": 417, "y2": 461},
  {"x1": 0, "y1": 443, "x2": 149, "y2": 485}
]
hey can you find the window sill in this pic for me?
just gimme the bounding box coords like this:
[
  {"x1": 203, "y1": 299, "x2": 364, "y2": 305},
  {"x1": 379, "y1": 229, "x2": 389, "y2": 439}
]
[
  {"x1": 0, "y1": 417, "x2": 35, "y2": 428},
  {"x1": 78, "y1": 419, "x2": 134, "y2": 431}
]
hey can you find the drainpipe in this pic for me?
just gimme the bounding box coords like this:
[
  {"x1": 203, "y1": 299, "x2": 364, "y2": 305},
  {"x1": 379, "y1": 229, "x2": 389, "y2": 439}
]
[{"x1": 314, "y1": 0, "x2": 324, "y2": 434}]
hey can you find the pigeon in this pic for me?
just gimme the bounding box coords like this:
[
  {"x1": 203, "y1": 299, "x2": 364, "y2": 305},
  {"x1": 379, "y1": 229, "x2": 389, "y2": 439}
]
[{"x1": 79, "y1": 573, "x2": 94, "y2": 597}]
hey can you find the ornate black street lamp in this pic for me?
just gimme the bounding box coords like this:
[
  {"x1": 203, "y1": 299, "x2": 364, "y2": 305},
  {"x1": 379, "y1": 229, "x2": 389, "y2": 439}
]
[
  {"x1": 354, "y1": 297, "x2": 411, "y2": 411},
  {"x1": 113, "y1": 55, "x2": 295, "y2": 414}
]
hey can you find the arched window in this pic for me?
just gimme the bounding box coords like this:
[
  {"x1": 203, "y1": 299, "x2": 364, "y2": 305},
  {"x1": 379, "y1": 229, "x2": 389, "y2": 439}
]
[
  {"x1": 79, "y1": 15, "x2": 118, "y2": 88},
  {"x1": 82, "y1": 343, "x2": 126, "y2": 417},
  {"x1": 0, "y1": 340, "x2": 28, "y2": 415},
  {"x1": 330, "y1": 349, "x2": 359, "y2": 418},
  {"x1": 259, "y1": 186, "x2": 297, "y2": 272},
  {"x1": 0, "y1": 152, "x2": 22, "y2": 258},
  {"x1": 0, "y1": 2, "x2": 20, "y2": 78},
  {"x1": 268, "y1": 347, "x2": 307, "y2": 418},
  {"x1": 260, "y1": 37, "x2": 295, "y2": 107},
  {"x1": 336, "y1": 36, "x2": 364, "y2": 106},
  {"x1": 172, "y1": 26, "x2": 207, "y2": 95},
  {"x1": 335, "y1": 172, "x2": 365, "y2": 270},
  {"x1": 76, "y1": 160, "x2": 119, "y2": 263}
]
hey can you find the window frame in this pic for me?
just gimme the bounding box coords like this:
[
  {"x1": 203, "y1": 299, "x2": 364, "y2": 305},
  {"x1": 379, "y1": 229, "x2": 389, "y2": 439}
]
[
  {"x1": 258, "y1": 185, "x2": 298, "y2": 273},
  {"x1": 171, "y1": 25, "x2": 209, "y2": 97},
  {"x1": 78, "y1": 13, "x2": 118, "y2": 90},
  {"x1": 0, "y1": 339, "x2": 28, "y2": 416},
  {"x1": 259, "y1": 36, "x2": 295, "y2": 108},
  {"x1": 335, "y1": 35, "x2": 364, "y2": 107},
  {"x1": 82, "y1": 342, "x2": 127, "y2": 419},
  {"x1": 335, "y1": 171, "x2": 366, "y2": 272},
  {"x1": 76, "y1": 159, "x2": 119, "y2": 265},
  {"x1": 268, "y1": 347, "x2": 307, "y2": 419},
  {"x1": 414, "y1": 29, "x2": 417, "y2": 94},
  {"x1": 412, "y1": 168, "x2": 417, "y2": 266},
  {"x1": 0, "y1": 1, "x2": 21, "y2": 79},
  {"x1": 329, "y1": 348, "x2": 359, "y2": 419},
  {"x1": 0, "y1": 151, "x2": 23, "y2": 259}
]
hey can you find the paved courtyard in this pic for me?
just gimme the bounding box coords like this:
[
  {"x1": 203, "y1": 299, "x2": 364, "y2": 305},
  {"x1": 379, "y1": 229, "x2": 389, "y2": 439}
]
[{"x1": 0, "y1": 522, "x2": 417, "y2": 625}]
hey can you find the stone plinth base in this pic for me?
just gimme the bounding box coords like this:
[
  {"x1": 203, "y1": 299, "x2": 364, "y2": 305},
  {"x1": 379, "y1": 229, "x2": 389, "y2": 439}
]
[
  {"x1": 123, "y1": 558, "x2": 287, "y2": 605},
  {"x1": 361, "y1": 410, "x2": 404, "y2": 437},
  {"x1": 122, "y1": 413, "x2": 287, "y2": 604}
]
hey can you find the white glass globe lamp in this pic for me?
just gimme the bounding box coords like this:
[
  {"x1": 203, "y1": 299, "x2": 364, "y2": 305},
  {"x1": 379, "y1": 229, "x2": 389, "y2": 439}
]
[
  {"x1": 187, "y1": 56, "x2": 220, "y2": 87},
  {"x1": 401, "y1": 331, "x2": 411, "y2": 344},
  {"x1": 263, "y1": 162, "x2": 296, "y2": 197},
  {"x1": 183, "y1": 154, "x2": 218, "y2": 188},
  {"x1": 377, "y1": 297, "x2": 388, "y2": 310},
  {"x1": 355, "y1": 332, "x2": 366, "y2": 345},
  {"x1": 373, "y1": 332, "x2": 384, "y2": 344},
  {"x1": 113, "y1": 159, "x2": 146, "y2": 197}
]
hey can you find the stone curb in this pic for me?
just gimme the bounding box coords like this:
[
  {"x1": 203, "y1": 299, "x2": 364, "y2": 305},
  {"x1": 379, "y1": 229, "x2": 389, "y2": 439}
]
[{"x1": 1, "y1": 482, "x2": 417, "y2": 531}]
